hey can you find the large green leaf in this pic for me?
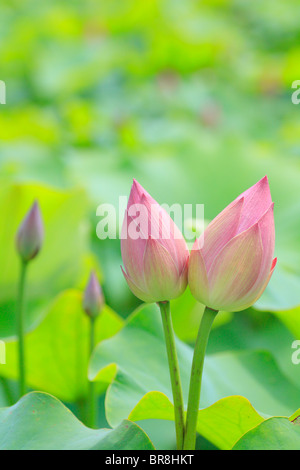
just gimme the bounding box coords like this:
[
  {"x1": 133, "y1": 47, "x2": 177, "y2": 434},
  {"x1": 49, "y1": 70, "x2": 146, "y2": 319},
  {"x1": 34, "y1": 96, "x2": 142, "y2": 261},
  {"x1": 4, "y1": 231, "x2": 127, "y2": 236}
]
[
  {"x1": 233, "y1": 417, "x2": 300, "y2": 450},
  {"x1": 89, "y1": 304, "x2": 300, "y2": 445},
  {"x1": 0, "y1": 392, "x2": 155, "y2": 450},
  {"x1": 0, "y1": 182, "x2": 94, "y2": 338},
  {"x1": 129, "y1": 392, "x2": 264, "y2": 450},
  {"x1": 0, "y1": 289, "x2": 123, "y2": 402},
  {"x1": 0, "y1": 380, "x2": 9, "y2": 407},
  {"x1": 273, "y1": 305, "x2": 300, "y2": 339},
  {"x1": 207, "y1": 309, "x2": 300, "y2": 390},
  {"x1": 0, "y1": 378, "x2": 18, "y2": 408}
]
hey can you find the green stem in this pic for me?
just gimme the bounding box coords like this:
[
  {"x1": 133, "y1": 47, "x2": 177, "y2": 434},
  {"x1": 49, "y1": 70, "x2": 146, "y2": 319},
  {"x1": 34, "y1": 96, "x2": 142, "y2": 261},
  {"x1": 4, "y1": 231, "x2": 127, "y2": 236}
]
[
  {"x1": 158, "y1": 301, "x2": 185, "y2": 450},
  {"x1": 88, "y1": 317, "x2": 97, "y2": 428},
  {"x1": 0, "y1": 377, "x2": 15, "y2": 406},
  {"x1": 16, "y1": 261, "x2": 28, "y2": 398},
  {"x1": 183, "y1": 306, "x2": 218, "y2": 450}
]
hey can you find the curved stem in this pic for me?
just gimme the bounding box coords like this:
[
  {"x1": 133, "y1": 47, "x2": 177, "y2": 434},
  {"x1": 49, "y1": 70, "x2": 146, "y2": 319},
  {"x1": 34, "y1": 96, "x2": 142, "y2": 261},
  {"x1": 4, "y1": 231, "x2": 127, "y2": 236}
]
[
  {"x1": 158, "y1": 301, "x2": 185, "y2": 450},
  {"x1": 17, "y1": 260, "x2": 28, "y2": 398},
  {"x1": 183, "y1": 306, "x2": 218, "y2": 450},
  {"x1": 88, "y1": 316, "x2": 97, "y2": 428}
]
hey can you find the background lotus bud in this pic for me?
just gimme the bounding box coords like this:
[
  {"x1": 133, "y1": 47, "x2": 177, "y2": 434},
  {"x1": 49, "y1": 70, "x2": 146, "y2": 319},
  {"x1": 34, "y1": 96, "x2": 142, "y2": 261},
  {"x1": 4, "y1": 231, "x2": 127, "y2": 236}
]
[
  {"x1": 16, "y1": 201, "x2": 44, "y2": 262},
  {"x1": 83, "y1": 271, "x2": 104, "y2": 318},
  {"x1": 189, "y1": 176, "x2": 277, "y2": 312},
  {"x1": 121, "y1": 179, "x2": 189, "y2": 303}
]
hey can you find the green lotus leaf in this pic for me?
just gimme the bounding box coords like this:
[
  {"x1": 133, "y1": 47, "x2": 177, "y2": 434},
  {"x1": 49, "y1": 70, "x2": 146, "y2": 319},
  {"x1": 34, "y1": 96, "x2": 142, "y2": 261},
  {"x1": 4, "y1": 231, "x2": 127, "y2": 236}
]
[
  {"x1": 0, "y1": 289, "x2": 123, "y2": 402},
  {"x1": 89, "y1": 304, "x2": 300, "y2": 447},
  {"x1": 129, "y1": 392, "x2": 264, "y2": 450},
  {"x1": 0, "y1": 392, "x2": 155, "y2": 450},
  {"x1": 233, "y1": 417, "x2": 300, "y2": 450}
]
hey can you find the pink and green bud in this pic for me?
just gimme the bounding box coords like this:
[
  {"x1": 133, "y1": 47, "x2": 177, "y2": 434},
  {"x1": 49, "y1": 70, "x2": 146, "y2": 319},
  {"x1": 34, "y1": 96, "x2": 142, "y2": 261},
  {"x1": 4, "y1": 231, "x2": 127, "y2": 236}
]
[
  {"x1": 83, "y1": 271, "x2": 104, "y2": 318},
  {"x1": 16, "y1": 201, "x2": 44, "y2": 263},
  {"x1": 189, "y1": 176, "x2": 277, "y2": 312},
  {"x1": 121, "y1": 179, "x2": 189, "y2": 303}
]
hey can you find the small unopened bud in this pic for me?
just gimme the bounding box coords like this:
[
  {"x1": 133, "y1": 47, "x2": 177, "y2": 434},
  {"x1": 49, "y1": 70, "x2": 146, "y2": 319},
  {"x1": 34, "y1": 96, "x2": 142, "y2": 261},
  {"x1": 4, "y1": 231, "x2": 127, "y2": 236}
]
[
  {"x1": 83, "y1": 271, "x2": 104, "y2": 318},
  {"x1": 16, "y1": 201, "x2": 44, "y2": 262}
]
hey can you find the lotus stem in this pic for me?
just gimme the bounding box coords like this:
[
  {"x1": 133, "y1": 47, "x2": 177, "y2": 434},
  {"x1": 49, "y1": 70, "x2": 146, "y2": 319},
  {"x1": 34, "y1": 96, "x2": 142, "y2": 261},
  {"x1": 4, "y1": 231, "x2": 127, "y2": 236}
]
[
  {"x1": 159, "y1": 301, "x2": 185, "y2": 450},
  {"x1": 183, "y1": 306, "x2": 218, "y2": 450},
  {"x1": 88, "y1": 316, "x2": 97, "y2": 428},
  {"x1": 17, "y1": 260, "x2": 28, "y2": 398}
]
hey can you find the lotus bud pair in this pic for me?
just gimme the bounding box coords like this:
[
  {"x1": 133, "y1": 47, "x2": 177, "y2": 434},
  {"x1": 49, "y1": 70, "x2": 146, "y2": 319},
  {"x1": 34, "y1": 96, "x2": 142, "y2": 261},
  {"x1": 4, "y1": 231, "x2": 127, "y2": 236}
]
[{"x1": 121, "y1": 177, "x2": 276, "y2": 311}]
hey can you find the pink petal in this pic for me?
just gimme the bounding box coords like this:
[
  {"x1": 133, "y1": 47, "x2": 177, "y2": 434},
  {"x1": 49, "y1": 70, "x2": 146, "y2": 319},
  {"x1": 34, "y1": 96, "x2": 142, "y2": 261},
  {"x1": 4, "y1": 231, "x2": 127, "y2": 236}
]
[
  {"x1": 141, "y1": 192, "x2": 189, "y2": 272},
  {"x1": 233, "y1": 257, "x2": 278, "y2": 311},
  {"x1": 16, "y1": 201, "x2": 44, "y2": 261},
  {"x1": 208, "y1": 223, "x2": 263, "y2": 311},
  {"x1": 127, "y1": 179, "x2": 143, "y2": 207},
  {"x1": 121, "y1": 267, "x2": 154, "y2": 303},
  {"x1": 122, "y1": 179, "x2": 189, "y2": 302},
  {"x1": 235, "y1": 176, "x2": 273, "y2": 233},
  {"x1": 254, "y1": 202, "x2": 275, "y2": 282},
  {"x1": 189, "y1": 239, "x2": 210, "y2": 306},
  {"x1": 270, "y1": 257, "x2": 277, "y2": 272},
  {"x1": 234, "y1": 203, "x2": 275, "y2": 309},
  {"x1": 121, "y1": 209, "x2": 148, "y2": 287},
  {"x1": 258, "y1": 203, "x2": 275, "y2": 263},
  {"x1": 128, "y1": 179, "x2": 157, "y2": 208},
  {"x1": 143, "y1": 238, "x2": 185, "y2": 301},
  {"x1": 83, "y1": 271, "x2": 104, "y2": 317},
  {"x1": 178, "y1": 255, "x2": 189, "y2": 293},
  {"x1": 251, "y1": 256, "x2": 278, "y2": 304},
  {"x1": 200, "y1": 197, "x2": 244, "y2": 272}
]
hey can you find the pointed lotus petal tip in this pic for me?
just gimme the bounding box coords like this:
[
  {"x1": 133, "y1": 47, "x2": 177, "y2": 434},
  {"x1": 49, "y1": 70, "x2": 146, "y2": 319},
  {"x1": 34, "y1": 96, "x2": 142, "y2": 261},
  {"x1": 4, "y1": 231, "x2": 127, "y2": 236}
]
[
  {"x1": 191, "y1": 236, "x2": 203, "y2": 252},
  {"x1": 131, "y1": 178, "x2": 139, "y2": 191},
  {"x1": 128, "y1": 178, "x2": 151, "y2": 208},
  {"x1": 130, "y1": 179, "x2": 139, "y2": 194},
  {"x1": 271, "y1": 257, "x2": 277, "y2": 271},
  {"x1": 16, "y1": 201, "x2": 44, "y2": 262},
  {"x1": 257, "y1": 175, "x2": 272, "y2": 196},
  {"x1": 83, "y1": 271, "x2": 104, "y2": 318},
  {"x1": 253, "y1": 175, "x2": 268, "y2": 188},
  {"x1": 245, "y1": 175, "x2": 270, "y2": 193},
  {"x1": 132, "y1": 178, "x2": 144, "y2": 195}
]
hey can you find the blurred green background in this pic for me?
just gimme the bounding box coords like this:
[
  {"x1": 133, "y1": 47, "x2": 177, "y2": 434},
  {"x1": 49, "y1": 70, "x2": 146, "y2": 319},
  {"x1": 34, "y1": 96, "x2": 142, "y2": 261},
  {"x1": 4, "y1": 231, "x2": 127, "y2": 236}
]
[
  {"x1": 1, "y1": 0, "x2": 300, "y2": 449},
  {"x1": 1, "y1": 0, "x2": 300, "y2": 316}
]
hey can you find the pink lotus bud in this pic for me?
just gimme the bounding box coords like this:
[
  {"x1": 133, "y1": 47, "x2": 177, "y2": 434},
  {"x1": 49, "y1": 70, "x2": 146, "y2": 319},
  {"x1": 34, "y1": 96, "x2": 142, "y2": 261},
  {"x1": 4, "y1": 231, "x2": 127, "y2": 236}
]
[
  {"x1": 83, "y1": 271, "x2": 104, "y2": 318},
  {"x1": 121, "y1": 179, "x2": 189, "y2": 303},
  {"x1": 189, "y1": 177, "x2": 277, "y2": 312},
  {"x1": 16, "y1": 201, "x2": 44, "y2": 262}
]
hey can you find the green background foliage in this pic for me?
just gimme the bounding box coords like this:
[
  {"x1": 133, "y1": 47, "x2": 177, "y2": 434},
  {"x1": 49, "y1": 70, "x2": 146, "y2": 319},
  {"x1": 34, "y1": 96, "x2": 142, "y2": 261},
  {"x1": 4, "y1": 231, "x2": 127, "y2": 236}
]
[{"x1": 0, "y1": 0, "x2": 300, "y2": 450}]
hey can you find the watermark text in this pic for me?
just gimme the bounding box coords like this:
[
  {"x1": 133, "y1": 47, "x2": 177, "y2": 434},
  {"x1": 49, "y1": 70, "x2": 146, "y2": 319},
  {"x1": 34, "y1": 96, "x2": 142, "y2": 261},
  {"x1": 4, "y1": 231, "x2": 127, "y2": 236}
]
[
  {"x1": 96, "y1": 197, "x2": 205, "y2": 249},
  {"x1": 0, "y1": 341, "x2": 5, "y2": 365},
  {"x1": 0, "y1": 81, "x2": 6, "y2": 105},
  {"x1": 291, "y1": 80, "x2": 300, "y2": 105},
  {"x1": 292, "y1": 340, "x2": 300, "y2": 365}
]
